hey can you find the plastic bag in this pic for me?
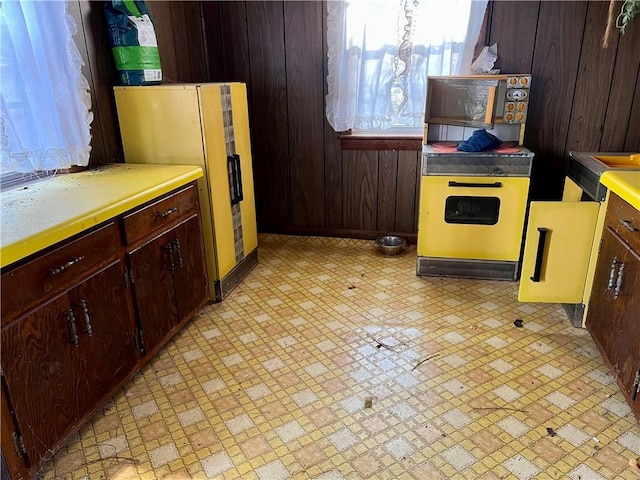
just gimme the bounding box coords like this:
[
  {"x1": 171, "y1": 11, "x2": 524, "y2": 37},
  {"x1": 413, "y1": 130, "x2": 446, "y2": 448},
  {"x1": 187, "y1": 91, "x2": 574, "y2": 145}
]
[
  {"x1": 471, "y1": 43, "x2": 499, "y2": 75},
  {"x1": 104, "y1": 0, "x2": 162, "y2": 85}
]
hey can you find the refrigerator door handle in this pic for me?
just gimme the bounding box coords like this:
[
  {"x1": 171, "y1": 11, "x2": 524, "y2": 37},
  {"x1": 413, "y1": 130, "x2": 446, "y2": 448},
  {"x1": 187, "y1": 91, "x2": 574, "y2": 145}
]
[
  {"x1": 233, "y1": 154, "x2": 244, "y2": 204},
  {"x1": 228, "y1": 154, "x2": 241, "y2": 205},
  {"x1": 227, "y1": 153, "x2": 244, "y2": 205}
]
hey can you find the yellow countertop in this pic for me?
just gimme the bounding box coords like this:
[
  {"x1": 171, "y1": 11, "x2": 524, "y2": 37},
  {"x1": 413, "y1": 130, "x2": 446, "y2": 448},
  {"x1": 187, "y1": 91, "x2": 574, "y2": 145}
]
[
  {"x1": 600, "y1": 170, "x2": 640, "y2": 210},
  {"x1": 1, "y1": 163, "x2": 203, "y2": 269}
]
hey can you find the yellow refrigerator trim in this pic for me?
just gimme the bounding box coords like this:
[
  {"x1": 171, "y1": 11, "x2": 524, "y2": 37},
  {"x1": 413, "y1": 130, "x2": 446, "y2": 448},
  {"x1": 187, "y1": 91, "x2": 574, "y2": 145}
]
[
  {"x1": 199, "y1": 85, "x2": 236, "y2": 281},
  {"x1": 230, "y1": 83, "x2": 258, "y2": 254}
]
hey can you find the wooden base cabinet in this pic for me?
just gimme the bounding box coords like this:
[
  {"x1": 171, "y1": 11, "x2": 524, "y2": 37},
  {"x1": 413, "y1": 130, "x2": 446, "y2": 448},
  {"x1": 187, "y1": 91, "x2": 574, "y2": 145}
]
[
  {"x1": 1, "y1": 260, "x2": 138, "y2": 468},
  {"x1": 127, "y1": 214, "x2": 207, "y2": 356},
  {"x1": 586, "y1": 192, "x2": 640, "y2": 421},
  {"x1": 1, "y1": 182, "x2": 208, "y2": 479}
]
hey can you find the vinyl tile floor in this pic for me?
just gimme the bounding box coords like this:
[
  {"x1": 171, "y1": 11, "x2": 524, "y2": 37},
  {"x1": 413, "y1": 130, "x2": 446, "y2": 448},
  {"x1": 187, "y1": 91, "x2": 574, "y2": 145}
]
[{"x1": 40, "y1": 235, "x2": 639, "y2": 480}]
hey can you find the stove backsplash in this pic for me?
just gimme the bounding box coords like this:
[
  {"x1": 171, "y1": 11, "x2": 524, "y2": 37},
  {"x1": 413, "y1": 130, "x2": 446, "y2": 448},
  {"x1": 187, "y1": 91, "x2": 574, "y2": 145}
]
[{"x1": 425, "y1": 123, "x2": 523, "y2": 144}]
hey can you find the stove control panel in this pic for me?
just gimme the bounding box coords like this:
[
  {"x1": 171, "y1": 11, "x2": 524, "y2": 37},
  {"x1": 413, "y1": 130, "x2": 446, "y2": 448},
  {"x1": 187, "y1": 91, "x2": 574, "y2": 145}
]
[{"x1": 503, "y1": 75, "x2": 531, "y2": 124}]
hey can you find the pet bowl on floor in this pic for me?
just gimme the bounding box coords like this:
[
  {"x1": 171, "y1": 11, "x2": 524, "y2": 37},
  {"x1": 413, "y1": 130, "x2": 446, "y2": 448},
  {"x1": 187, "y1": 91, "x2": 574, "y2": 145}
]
[{"x1": 375, "y1": 235, "x2": 407, "y2": 256}]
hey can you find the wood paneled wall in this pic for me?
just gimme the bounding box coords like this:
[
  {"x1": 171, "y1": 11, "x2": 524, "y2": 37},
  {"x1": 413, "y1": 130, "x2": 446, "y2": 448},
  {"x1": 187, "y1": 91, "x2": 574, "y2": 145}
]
[
  {"x1": 68, "y1": 1, "x2": 208, "y2": 165},
  {"x1": 75, "y1": 1, "x2": 640, "y2": 238},
  {"x1": 488, "y1": 1, "x2": 640, "y2": 200},
  {"x1": 203, "y1": 0, "x2": 640, "y2": 236}
]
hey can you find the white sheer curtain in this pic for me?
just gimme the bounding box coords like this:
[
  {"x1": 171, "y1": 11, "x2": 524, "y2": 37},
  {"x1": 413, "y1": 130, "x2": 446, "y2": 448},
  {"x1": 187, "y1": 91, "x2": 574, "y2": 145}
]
[
  {"x1": 326, "y1": 0, "x2": 488, "y2": 132},
  {"x1": 0, "y1": 0, "x2": 93, "y2": 174}
]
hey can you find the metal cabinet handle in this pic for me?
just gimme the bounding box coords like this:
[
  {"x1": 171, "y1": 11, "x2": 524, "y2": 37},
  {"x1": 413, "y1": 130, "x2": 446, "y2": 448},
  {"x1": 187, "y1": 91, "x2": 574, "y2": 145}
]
[
  {"x1": 77, "y1": 300, "x2": 92, "y2": 336},
  {"x1": 632, "y1": 369, "x2": 640, "y2": 401},
  {"x1": 448, "y1": 181, "x2": 502, "y2": 188},
  {"x1": 164, "y1": 243, "x2": 176, "y2": 274},
  {"x1": 607, "y1": 258, "x2": 619, "y2": 289},
  {"x1": 530, "y1": 227, "x2": 549, "y2": 283},
  {"x1": 619, "y1": 219, "x2": 638, "y2": 232},
  {"x1": 614, "y1": 262, "x2": 625, "y2": 299},
  {"x1": 50, "y1": 256, "x2": 84, "y2": 275},
  {"x1": 173, "y1": 239, "x2": 183, "y2": 269},
  {"x1": 66, "y1": 310, "x2": 79, "y2": 347},
  {"x1": 156, "y1": 207, "x2": 178, "y2": 220}
]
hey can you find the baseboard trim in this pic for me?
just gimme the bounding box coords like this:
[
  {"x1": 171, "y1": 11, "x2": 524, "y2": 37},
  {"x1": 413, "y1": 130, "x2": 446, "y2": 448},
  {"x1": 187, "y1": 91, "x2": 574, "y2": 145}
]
[{"x1": 214, "y1": 248, "x2": 259, "y2": 302}]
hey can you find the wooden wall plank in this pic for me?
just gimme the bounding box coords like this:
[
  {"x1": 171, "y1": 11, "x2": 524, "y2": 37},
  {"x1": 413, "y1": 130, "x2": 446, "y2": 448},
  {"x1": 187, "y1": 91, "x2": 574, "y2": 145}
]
[
  {"x1": 147, "y1": 2, "x2": 178, "y2": 82},
  {"x1": 625, "y1": 70, "x2": 640, "y2": 152},
  {"x1": 246, "y1": 1, "x2": 292, "y2": 230},
  {"x1": 201, "y1": 3, "x2": 225, "y2": 81},
  {"x1": 601, "y1": 14, "x2": 640, "y2": 150},
  {"x1": 488, "y1": 1, "x2": 540, "y2": 74},
  {"x1": 323, "y1": 1, "x2": 344, "y2": 230},
  {"x1": 80, "y1": 1, "x2": 123, "y2": 164},
  {"x1": 565, "y1": 1, "x2": 619, "y2": 153},
  {"x1": 376, "y1": 151, "x2": 398, "y2": 232},
  {"x1": 323, "y1": 132, "x2": 344, "y2": 230},
  {"x1": 343, "y1": 150, "x2": 378, "y2": 230},
  {"x1": 184, "y1": 2, "x2": 208, "y2": 83},
  {"x1": 217, "y1": 2, "x2": 252, "y2": 84},
  {"x1": 285, "y1": 1, "x2": 325, "y2": 229},
  {"x1": 525, "y1": 1, "x2": 588, "y2": 200},
  {"x1": 395, "y1": 151, "x2": 419, "y2": 233},
  {"x1": 169, "y1": 3, "x2": 192, "y2": 81}
]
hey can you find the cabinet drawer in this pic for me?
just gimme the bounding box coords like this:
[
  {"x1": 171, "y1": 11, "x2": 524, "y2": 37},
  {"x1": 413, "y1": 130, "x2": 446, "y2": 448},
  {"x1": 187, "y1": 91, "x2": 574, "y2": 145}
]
[
  {"x1": 606, "y1": 192, "x2": 640, "y2": 253},
  {"x1": 123, "y1": 184, "x2": 199, "y2": 245},
  {"x1": 1, "y1": 222, "x2": 120, "y2": 325}
]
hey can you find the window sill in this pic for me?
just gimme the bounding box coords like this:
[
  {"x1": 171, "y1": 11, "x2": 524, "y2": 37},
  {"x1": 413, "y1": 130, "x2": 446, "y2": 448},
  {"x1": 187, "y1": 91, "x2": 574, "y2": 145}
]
[{"x1": 338, "y1": 133, "x2": 423, "y2": 151}]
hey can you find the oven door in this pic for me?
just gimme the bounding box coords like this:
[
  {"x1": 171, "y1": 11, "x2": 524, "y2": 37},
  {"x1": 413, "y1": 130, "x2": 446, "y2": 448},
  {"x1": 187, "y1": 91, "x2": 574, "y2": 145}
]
[{"x1": 417, "y1": 176, "x2": 529, "y2": 261}]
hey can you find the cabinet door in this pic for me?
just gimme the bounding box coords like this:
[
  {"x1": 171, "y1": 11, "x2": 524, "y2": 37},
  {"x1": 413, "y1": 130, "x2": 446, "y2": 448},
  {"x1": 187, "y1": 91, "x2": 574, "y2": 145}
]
[
  {"x1": 1, "y1": 296, "x2": 87, "y2": 466},
  {"x1": 518, "y1": 201, "x2": 599, "y2": 302},
  {"x1": 128, "y1": 229, "x2": 179, "y2": 354},
  {"x1": 68, "y1": 261, "x2": 139, "y2": 405},
  {"x1": 587, "y1": 226, "x2": 640, "y2": 417},
  {"x1": 172, "y1": 215, "x2": 208, "y2": 320}
]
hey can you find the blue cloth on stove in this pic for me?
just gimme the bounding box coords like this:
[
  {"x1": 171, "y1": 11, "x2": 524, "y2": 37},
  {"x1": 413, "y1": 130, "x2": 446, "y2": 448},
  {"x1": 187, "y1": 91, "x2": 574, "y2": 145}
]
[{"x1": 456, "y1": 129, "x2": 501, "y2": 152}]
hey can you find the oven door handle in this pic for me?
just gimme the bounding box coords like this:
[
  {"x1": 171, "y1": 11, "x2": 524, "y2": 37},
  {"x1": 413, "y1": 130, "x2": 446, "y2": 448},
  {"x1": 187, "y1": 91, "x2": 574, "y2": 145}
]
[
  {"x1": 448, "y1": 181, "x2": 503, "y2": 188},
  {"x1": 530, "y1": 227, "x2": 549, "y2": 283}
]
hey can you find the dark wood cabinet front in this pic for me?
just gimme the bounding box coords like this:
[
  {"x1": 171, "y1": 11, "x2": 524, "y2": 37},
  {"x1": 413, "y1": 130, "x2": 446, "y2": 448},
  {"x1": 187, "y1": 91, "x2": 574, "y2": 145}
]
[
  {"x1": 1, "y1": 181, "x2": 209, "y2": 479},
  {"x1": 128, "y1": 214, "x2": 208, "y2": 355},
  {"x1": 69, "y1": 261, "x2": 140, "y2": 405},
  {"x1": 587, "y1": 227, "x2": 621, "y2": 361},
  {"x1": 1, "y1": 260, "x2": 140, "y2": 468},
  {"x1": 587, "y1": 193, "x2": 640, "y2": 421},
  {"x1": 1, "y1": 295, "x2": 88, "y2": 465},
  {"x1": 128, "y1": 228, "x2": 180, "y2": 354},
  {"x1": 173, "y1": 215, "x2": 208, "y2": 322}
]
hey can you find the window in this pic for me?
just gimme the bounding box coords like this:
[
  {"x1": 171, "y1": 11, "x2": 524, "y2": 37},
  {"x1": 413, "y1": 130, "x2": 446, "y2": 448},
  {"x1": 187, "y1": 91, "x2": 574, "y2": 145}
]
[
  {"x1": 326, "y1": 0, "x2": 488, "y2": 134},
  {"x1": 0, "y1": 1, "x2": 92, "y2": 182}
]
